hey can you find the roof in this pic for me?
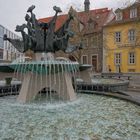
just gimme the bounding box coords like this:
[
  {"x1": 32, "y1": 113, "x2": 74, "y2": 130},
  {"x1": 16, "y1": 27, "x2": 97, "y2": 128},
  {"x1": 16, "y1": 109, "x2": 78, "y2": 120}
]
[
  {"x1": 39, "y1": 14, "x2": 68, "y2": 31},
  {"x1": 78, "y1": 8, "x2": 112, "y2": 34},
  {"x1": 39, "y1": 7, "x2": 112, "y2": 34},
  {"x1": 121, "y1": 1, "x2": 140, "y2": 10},
  {"x1": 105, "y1": 1, "x2": 140, "y2": 27},
  {"x1": 114, "y1": 1, "x2": 140, "y2": 13},
  {"x1": 104, "y1": 17, "x2": 140, "y2": 27}
]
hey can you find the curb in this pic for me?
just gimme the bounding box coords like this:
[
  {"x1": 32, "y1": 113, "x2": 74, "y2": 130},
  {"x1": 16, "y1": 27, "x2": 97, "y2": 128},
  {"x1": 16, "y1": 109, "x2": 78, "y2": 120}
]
[{"x1": 77, "y1": 90, "x2": 140, "y2": 106}]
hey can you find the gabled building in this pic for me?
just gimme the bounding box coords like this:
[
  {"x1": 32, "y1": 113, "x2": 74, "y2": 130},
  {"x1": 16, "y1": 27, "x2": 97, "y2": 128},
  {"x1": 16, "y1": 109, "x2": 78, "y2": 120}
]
[
  {"x1": 39, "y1": 0, "x2": 114, "y2": 72},
  {"x1": 103, "y1": 1, "x2": 140, "y2": 73}
]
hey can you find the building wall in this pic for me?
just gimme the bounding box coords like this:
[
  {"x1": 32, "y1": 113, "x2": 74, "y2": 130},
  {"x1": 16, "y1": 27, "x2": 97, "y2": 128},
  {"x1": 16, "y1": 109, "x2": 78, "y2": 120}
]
[
  {"x1": 0, "y1": 24, "x2": 23, "y2": 62},
  {"x1": 81, "y1": 32, "x2": 103, "y2": 72},
  {"x1": 55, "y1": 20, "x2": 103, "y2": 72},
  {"x1": 55, "y1": 9, "x2": 112, "y2": 72},
  {"x1": 0, "y1": 25, "x2": 4, "y2": 60},
  {"x1": 103, "y1": 22, "x2": 140, "y2": 73}
]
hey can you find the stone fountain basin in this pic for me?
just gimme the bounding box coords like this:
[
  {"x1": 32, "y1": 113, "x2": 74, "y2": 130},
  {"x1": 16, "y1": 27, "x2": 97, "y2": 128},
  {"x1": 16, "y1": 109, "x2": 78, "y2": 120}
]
[
  {"x1": 0, "y1": 60, "x2": 79, "y2": 74},
  {"x1": 0, "y1": 63, "x2": 14, "y2": 73},
  {"x1": 0, "y1": 80, "x2": 21, "y2": 86},
  {"x1": 79, "y1": 64, "x2": 92, "y2": 71},
  {"x1": 0, "y1": 62, "x2": 91, "y2": 74},
  {"x1": 76, "y1": 77, "x2": 129, "y2": 92},
  {"x1": 0, "y1": 80, "x2": 21, "y2": 97}
]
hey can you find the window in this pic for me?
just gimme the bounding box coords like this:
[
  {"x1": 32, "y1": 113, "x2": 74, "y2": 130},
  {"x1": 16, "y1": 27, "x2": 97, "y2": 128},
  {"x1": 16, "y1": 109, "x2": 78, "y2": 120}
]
[
  {"x1": 0, "y1": 37, "x2": 4, "y2": 48},
  {"x1": 82, "y1": 39, "x2": 88, "y2": 47},
  {"x1": 0, "y1": 25, "x2": 4, "y2": 37},
  {"x1": 91, "y1": 55, "x2": 98, "y2": 72},
  {"x1": 130, "y1": 8, "x2": 137, "y2": 18},
  {"x1": 115, "y1": 32, "x2": 121, "y2": 43},
  {"x1": 6, "y1": 51, "x2": 8, "y2": 60},
  {"x1": 116, "y1": 12, "x2": 122, "y2": 20},
  {"x1": 91, "y1": 36, "x2": 98, "y2": 48},
  {"x1": 88, "y1": 19, "x2": 93, "y2": 29},
  {"x1": 128, "y1": 29, "x2": 135, "y2": 42},
  {"x1": 115, "y1": 53, "x2": 121, "y2": 65},
  {"x1": 0, "y1": 51, "x2": 3, "y2": 59},
  {"x1": 81, "y1": 55, "x2": 88, "y2": 64},
  {"x1": 129, "y1": 52, "x2": 135, "y2": 64},
  {"x1": 0, "y1": 25, "x2": 4, "y2": 48}
]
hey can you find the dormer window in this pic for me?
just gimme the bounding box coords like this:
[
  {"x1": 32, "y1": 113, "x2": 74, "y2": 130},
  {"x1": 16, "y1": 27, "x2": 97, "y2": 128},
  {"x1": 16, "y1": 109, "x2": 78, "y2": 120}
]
[
  {"x1": 88, "y1": 18, "x2": 93, "y2": 28},
  {"x1": 116, "y1": 12, "x2": 122, "y2": 21},
  {"x1": 87, "y1": 18, "x2": 97, "y2": 30},
  {"x1": 130, "y1": 8, "x2": 137, "y2": 18}
]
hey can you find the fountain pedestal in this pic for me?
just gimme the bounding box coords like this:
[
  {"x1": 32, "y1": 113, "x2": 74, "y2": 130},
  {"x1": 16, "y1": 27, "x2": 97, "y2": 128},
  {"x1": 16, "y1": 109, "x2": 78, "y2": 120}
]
[
  {"x1": 34, "y1": 53, "x2": 54, "y2": 61},
  {"x1": 79, "y1": 66, "x2": 92, "y2": 83},
  {"x1": 17, "y1": 71, "x2": 76, "y2": 103}
]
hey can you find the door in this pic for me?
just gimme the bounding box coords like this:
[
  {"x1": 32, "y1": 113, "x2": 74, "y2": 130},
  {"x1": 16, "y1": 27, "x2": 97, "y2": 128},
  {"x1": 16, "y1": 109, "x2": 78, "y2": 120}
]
[{"x1": 92, "y1": 55, "x2": 98, "y2": 72}]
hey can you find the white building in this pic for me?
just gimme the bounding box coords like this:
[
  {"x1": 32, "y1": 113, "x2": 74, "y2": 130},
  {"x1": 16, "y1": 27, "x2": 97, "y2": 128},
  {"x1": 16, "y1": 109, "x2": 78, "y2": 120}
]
[{"x1": 0, "y1": 24, "x2": 23, "y2": 62}]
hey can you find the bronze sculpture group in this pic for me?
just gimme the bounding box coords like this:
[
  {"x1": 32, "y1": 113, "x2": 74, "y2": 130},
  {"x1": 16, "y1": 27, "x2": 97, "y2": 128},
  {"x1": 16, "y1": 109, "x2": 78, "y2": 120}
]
[{"x1": 3, "y1": 5, "x2": 84, "y2": 54}]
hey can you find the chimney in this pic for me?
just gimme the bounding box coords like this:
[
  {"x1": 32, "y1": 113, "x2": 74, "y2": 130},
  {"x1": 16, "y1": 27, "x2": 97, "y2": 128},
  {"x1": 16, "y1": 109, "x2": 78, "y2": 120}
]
[{"x1": 84, "y1": 0, "x2": 90, "y2": 12}]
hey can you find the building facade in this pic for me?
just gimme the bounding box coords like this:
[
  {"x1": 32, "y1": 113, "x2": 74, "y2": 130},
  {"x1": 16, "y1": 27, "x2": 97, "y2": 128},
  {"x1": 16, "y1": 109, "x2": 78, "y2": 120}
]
[
  {"x1": 39, "y1": 0, "x2": 114, "y2": 72},
  {"x1": 77, "y1": 7, "x2": 114, "y2": 72},
  {"x1": 0, "y1": 25, "x2": 23, "y2": 62},
  {"x1": 103, "y1": 1, "x2": 140, "y2": 73},
  {"x1": 0, "y1": 25, "x2": 4, "y2": 60}
]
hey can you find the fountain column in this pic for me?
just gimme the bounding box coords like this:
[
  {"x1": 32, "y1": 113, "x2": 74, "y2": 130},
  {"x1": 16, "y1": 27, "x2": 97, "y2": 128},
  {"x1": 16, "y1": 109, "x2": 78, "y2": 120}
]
[
  {"x1": 17, "y1": 72, "x2": 77, "y2": 103},
  {"x1": 17, "y1": 53, "x2": 77, "y2": 103}
]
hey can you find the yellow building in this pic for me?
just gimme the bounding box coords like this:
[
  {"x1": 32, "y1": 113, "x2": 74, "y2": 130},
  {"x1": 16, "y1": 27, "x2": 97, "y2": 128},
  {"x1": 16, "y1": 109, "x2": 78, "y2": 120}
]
[{"x1": 103, "y1": 1, "x2": 140, "y2": 73}]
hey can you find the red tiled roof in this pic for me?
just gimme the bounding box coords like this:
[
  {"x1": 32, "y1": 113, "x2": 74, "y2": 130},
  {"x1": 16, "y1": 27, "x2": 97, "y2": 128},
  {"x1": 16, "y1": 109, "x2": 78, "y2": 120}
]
[
  {"x1": 39, "y1": 8, "x2": 112, "y2": 33},
  {"x1": 105, "y1": 1, "x2": 140, "y2": 26},
  {"x1": 105, "y1": 17, "x2": 140, "y2": 27},
  {"x1": 39, "y1": 14, "x2": 68, "y2": 31},
  {"x1": 78, "y1": 8, "x2": 112, "y2": 34}
]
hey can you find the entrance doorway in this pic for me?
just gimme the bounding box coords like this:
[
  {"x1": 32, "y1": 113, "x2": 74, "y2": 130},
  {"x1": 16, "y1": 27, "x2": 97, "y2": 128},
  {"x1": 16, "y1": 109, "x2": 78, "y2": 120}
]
[{"x1": 91, "y1": 55, "x2": 98, "y2": 72}]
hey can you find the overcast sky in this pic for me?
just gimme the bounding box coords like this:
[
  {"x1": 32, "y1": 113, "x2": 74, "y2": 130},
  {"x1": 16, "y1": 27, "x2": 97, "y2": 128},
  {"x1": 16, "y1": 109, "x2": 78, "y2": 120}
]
[{"x1": 0, "y1": 0, "x2": 135, "y2": 35}]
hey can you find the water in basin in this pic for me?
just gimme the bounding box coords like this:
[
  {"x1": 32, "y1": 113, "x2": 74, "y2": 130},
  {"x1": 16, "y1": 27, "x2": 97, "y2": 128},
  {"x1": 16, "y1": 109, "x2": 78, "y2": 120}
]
[{"x1": 0, "y1": 94, "x2": 139, "y2": 140}]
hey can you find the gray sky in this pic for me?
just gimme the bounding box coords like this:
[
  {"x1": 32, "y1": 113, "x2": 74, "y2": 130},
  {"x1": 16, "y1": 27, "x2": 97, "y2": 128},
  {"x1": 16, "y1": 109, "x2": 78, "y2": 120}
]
[{"x1": 0, "y1": 0, "x2": 135, "y2": 35}]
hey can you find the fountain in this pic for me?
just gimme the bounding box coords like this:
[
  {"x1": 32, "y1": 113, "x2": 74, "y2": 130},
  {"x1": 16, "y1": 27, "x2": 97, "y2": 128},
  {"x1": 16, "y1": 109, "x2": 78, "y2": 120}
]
[
  {"x1": 3, "y1": 5, "x2": 82, "y2": 103},
  {"x1": 76, "y1": 76, "x2": 129, "y2": 93},
  {"x1": 0, "y1": 5, "x2": 139, "y2": 140}
]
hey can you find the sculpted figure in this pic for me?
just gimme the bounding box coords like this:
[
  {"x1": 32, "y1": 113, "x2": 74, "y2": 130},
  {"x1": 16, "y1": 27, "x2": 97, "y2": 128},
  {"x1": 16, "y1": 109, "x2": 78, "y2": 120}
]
[
  {"x1": 15, "y1": 24, "x2": 33, "y2": 52},
  {"x1": 54, "y1": 12, "x2": 84, "y2": 53},
  {"x1": 44, "y1": 6, "x2": 62, "y2": 52},
  {"x1": 27, "y1": 5, "x2": 44, "y2": 52},
  {"x1": 3, "y1": 34, "x2": 24, "y2": 53},
  {"x1": 3, "y1": 5, "x2": 84, "y2": 54}
]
